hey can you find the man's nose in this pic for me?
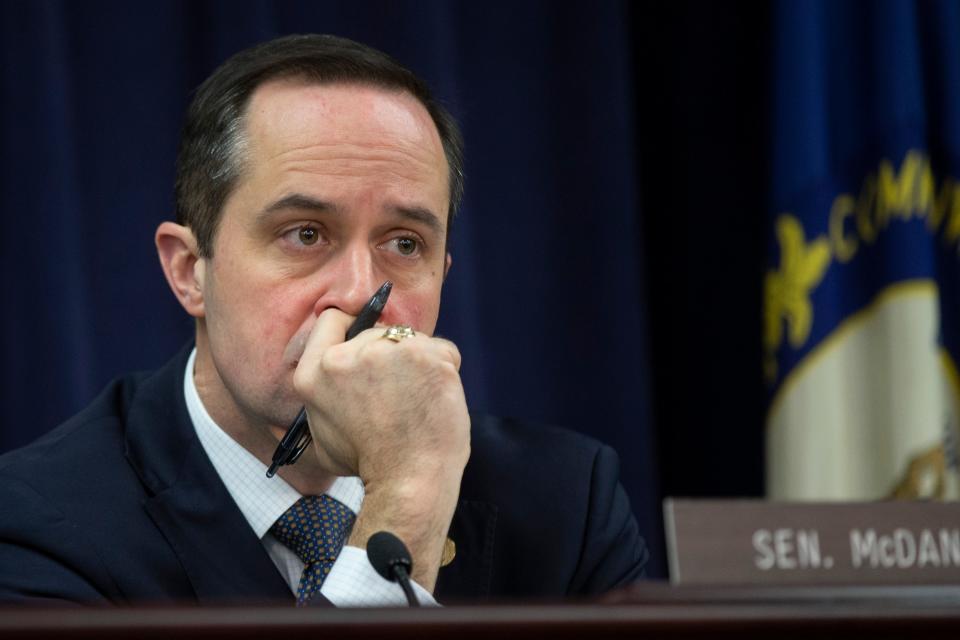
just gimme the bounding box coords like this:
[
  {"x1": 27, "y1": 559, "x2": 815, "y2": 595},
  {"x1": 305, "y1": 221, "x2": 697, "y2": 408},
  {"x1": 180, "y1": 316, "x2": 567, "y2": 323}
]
[{"x1": 313, "y1": 244, "x2": 381, "y2": 317}]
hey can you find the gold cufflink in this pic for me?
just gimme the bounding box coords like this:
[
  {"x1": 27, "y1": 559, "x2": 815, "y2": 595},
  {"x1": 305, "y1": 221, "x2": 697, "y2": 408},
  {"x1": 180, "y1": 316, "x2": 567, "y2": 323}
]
[{"x1": 441, "y1": 537, "x2": 456, "y2": 567}]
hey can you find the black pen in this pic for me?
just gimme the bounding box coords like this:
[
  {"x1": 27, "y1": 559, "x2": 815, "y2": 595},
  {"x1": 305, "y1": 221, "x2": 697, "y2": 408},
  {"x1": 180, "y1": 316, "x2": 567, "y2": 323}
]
[{"x1": 266, "y1": 281, "x2": 393, "y2": 478}]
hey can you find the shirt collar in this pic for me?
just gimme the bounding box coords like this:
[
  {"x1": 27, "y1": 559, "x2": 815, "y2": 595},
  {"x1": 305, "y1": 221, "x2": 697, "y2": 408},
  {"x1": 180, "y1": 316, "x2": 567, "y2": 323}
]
[{"x1": 183, "y1": 348, "x2": 364, "y2": 538}]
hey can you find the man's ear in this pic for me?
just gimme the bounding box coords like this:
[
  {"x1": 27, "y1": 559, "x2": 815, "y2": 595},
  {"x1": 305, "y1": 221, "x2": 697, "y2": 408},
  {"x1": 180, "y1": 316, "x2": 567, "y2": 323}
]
[
  {"x1": 443, "y1": 252, "x2": 453, "y2": 281},
  {"x1": 156, "y1": 221, "x2": 205, "y2": 318}
]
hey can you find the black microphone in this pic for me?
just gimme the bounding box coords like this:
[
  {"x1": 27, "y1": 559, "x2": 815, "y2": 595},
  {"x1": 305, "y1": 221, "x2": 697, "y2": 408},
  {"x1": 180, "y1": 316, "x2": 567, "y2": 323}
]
[{"x1": 366, "y1": 531, "x2": 420, "y2": 607}]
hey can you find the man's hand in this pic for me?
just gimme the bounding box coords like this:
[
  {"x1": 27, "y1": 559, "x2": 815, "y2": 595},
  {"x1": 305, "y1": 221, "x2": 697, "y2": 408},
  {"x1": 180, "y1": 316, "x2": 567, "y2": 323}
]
[{"x1": 293, "y1": 308, "x2": 470, "y2": 591}]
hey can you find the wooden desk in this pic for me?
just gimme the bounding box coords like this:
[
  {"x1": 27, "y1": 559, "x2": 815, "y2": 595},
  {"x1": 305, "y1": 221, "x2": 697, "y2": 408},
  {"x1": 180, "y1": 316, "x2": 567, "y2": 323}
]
[{"x1": 2, "y1": 584, "x2": 958, "y2": 639}]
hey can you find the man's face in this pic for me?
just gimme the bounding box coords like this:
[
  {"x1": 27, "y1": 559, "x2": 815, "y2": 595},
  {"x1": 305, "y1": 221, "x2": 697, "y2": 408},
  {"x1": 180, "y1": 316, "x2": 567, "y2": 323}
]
[{"x1": 194, "y1": 80, "x2": 451, "y2": 437}]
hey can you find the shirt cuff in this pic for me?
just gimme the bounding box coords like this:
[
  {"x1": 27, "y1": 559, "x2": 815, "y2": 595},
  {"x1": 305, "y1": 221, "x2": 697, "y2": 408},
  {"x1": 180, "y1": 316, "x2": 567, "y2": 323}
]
[{"x1": 321, "y1": 545, "x2": 439, "y2": 607}]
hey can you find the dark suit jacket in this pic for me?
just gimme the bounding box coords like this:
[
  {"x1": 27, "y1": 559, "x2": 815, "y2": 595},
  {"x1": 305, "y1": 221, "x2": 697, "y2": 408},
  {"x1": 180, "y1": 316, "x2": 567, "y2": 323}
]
[{"x1": 0, "y1": 345, "x2": 647, "y2": 604}]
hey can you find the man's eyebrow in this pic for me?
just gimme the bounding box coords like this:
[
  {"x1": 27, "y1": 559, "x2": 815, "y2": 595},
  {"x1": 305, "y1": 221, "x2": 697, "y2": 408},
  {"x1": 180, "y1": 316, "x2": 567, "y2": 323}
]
[
  {"x1": 257, "y1": 194, "x2": 443, "y2": 235},
  {"x1": 258, "y1": 194, "x2": 341, "y2": 220},
  {"x1": 392, "y1": 205, "x2": 444, "y2": 235}
]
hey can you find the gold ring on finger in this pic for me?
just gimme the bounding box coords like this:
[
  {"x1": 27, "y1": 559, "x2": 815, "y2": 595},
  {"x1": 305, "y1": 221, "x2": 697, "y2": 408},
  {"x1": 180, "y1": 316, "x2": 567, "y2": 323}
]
[{"x1": 383, "y1": 325, "x2": 416, "y2": 342}]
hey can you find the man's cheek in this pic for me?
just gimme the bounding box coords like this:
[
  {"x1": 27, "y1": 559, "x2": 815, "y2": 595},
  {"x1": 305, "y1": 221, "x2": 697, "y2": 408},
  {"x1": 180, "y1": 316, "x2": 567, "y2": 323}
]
[
  {"x1": 380, "y1": 297, "x2": 434, "y2": 333},
  {"x1": 246, "y1": 288, "x2": 309, "y2": 336}
]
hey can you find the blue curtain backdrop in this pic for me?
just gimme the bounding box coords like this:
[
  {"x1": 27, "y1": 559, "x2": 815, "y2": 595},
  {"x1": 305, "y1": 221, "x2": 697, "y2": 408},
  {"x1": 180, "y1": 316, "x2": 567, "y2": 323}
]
[{"x1": 1, "y1": 0, "x2": 668, "y2": 570}]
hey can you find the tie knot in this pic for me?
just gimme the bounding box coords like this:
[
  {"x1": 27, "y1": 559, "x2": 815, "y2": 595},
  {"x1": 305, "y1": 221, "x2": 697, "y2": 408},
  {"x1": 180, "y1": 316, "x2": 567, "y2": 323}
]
[{"x1": 270, "y1": 495, "x2": 355, "y2": 567}]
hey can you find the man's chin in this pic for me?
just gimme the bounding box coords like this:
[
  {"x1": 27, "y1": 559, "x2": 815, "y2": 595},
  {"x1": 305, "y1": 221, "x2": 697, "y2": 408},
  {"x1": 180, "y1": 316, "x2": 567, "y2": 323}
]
[{"x1": 266, "y1": 423, "x2": 290, "y2": 443}]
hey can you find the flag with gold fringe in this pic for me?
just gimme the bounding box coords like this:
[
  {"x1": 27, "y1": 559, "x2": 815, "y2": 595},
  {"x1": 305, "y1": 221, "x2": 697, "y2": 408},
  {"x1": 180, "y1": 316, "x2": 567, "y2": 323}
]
[{"x1": 764, "y1": 0, "x2": 960, "y2": 500}]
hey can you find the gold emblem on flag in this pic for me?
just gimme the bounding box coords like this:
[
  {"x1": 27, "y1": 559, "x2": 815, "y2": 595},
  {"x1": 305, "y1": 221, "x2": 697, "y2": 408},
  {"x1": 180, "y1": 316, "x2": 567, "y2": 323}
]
[
  {"x1": 763, "y1": 213, "x2": 832, "y2": 381},
  {"x1": 891, "y1": 444, "x2": 946, "y2": 499}
]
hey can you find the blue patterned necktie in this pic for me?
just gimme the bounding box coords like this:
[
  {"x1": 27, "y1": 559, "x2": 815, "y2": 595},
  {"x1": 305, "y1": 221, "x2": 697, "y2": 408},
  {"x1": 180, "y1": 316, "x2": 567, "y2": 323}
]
[{"x1": 270, "y1": 495, "x2": 356, "y2": 605}]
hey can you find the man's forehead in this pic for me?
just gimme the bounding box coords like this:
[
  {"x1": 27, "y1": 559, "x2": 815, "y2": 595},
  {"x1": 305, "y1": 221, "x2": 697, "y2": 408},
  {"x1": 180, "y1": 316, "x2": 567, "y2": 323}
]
[
  {"x1": 244, "y1": 79, "x2": 445, "y2": 159},
  {"x1": 224, "y1": 78, "x2": 452, "y2": 232}
]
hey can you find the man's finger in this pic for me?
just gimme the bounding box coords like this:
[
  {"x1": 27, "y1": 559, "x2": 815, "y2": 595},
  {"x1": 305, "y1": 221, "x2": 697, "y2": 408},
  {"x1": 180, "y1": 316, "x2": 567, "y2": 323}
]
[
  {"x1": 350, "y1": 327, "x2": 463, "y2": 371},
  {"x1": 298, "y1": 308, "x2": 357, "y2": 370},
  {"x1": 422, "y1": 336, "x2": 462, "y2": 371}
]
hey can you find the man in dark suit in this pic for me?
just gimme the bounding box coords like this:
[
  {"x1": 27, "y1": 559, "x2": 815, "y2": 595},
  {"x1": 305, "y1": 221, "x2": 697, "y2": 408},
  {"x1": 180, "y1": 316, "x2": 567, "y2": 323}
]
[{"x1": 0, "y1": 34, "x2": 646, "y2": 605}]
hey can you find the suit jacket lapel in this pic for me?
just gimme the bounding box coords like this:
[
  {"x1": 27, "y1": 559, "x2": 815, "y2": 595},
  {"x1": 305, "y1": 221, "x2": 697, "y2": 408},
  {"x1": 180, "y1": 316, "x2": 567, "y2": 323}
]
[
  {"x1": 141, "y1": 445, "x2": 291, "y2": 603},
  {"x1": 124, "y1": 345, "x2": 291, "y2": 604},
  {"x1": 434, "y1": 499, "x2": 497, "y2": 602}
]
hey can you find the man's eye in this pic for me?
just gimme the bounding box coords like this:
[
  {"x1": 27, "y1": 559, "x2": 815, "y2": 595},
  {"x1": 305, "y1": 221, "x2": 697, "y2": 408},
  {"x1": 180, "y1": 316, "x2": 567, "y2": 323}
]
[
  {"x1": 298, "y1": 226, "x2": 319, "y2": 245},
  {"x1": 395, "y1": 237, "x2": 418, "y2": 256},
  {"x1": 383, "y1": 236, "x2": 421, "y2": 257},
  {"x1": 279, "y1": 224, "x2": 326, "y2": 250}
]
